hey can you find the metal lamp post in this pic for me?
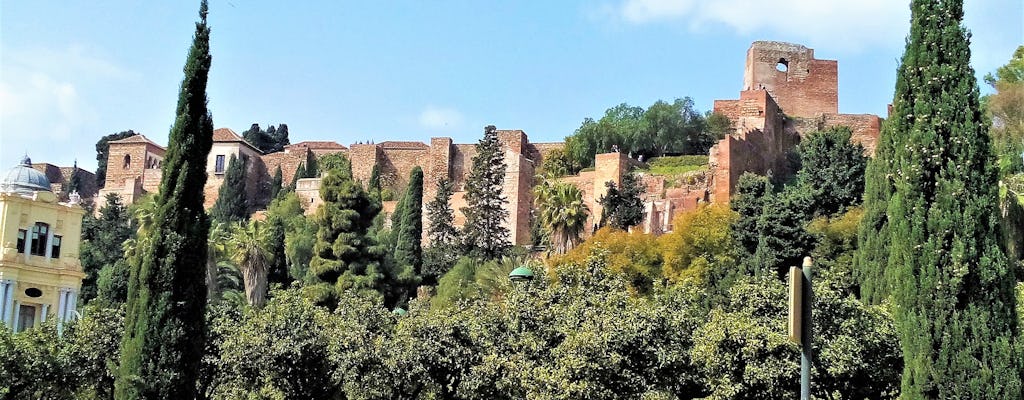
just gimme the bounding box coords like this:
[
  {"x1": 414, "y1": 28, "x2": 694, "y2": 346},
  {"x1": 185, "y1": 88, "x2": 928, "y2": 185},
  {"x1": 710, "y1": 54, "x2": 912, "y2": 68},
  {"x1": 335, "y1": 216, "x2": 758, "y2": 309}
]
[{"x1": 789, "y1": 256, "x2": 813, "y2": 400}]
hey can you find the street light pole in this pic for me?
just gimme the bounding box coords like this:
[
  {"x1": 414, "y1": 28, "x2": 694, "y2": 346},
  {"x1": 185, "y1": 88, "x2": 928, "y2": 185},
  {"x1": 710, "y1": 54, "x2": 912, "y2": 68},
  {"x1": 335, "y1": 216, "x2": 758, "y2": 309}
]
[{"x1": 800, "y1": 256, "x2": 813, "y2": 400}]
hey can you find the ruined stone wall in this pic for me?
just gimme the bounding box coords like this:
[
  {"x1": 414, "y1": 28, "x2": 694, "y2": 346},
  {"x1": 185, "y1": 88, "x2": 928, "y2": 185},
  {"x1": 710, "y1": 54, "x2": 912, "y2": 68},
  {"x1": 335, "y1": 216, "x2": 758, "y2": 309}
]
[
  {"x1": 591, "y1": 152, "x2": 629, "y2": 225},
  {"x1": 822, "y1": 114, "x2": 881, "y2": 154},
  {"x1": 379, "y1": 148, "x2": 431, "y2": 194},
  {"x1": 349, "y1": 144, "x2": 381, "y2": 186},
  {"x1": 789, "y1": 113, "x2": 882, "y2": 154},
  {"x1": 450, "y1": 144, "x2": 477, "y2": 192},
  {"x1": 709, "y1": 90, "x2": 797, "y2": 203},
  {"x1": 424, "y1": 138, "x2": 453, "y2": 202},
  {"x1": 743, "y1": 41, "x2": 838, "y2": 118},
  {"x1": 503, "y1": 150, "x2": 535, "y2": 246},
  {"x1": 261, "y1": 150, "x2": 307, "y2": 188},
  {"x1": 527, "y1": 142, "x2": 565, "y2": 165}
]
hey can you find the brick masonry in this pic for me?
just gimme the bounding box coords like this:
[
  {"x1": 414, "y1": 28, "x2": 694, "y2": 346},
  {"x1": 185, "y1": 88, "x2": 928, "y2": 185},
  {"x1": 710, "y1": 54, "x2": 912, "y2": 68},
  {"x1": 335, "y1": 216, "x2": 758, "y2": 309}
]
[
  {"x1": 710, "y1": 41, "x2": 881, "y2": 204},
  {"x1": 97, "y1": 40, "x2": 882, "y2": 244}
]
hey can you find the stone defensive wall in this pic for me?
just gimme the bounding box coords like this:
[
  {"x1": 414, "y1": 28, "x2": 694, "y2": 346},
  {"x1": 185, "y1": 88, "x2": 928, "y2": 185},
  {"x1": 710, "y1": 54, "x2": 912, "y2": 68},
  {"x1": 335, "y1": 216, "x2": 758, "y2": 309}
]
[
  {"x1": 98, "y1": 40, "x2": 882, "y2": 243},
  {"x1": 709, "y1": 41, "x2": 882, "y2": 203}
]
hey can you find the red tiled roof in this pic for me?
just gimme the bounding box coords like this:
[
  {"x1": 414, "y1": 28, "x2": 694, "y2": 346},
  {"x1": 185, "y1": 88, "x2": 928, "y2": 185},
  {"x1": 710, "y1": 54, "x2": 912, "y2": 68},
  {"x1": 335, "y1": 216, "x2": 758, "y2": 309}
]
[
  {"x1": 213, "y1": 128, "x2": 261, "y2": 153},
  {"x1": 286, "y1": 141, "x2": 348, "y2": 150},
  {"x1": 213, "y1": 128, "x2": 244, "y2": 142},
  {"x1": 379, "y1": 141, "x2": 429, "y2": 149},
  {"x1": 109, "y1": 134, "x2": 164, "y2": 148}
]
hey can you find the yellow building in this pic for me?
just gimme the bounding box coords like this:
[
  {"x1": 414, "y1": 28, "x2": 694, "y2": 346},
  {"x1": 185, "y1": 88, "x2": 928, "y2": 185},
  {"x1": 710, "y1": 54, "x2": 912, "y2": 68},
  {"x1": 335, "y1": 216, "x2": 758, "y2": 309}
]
[{"x1": 0, "y1": 156, "x2": 85, "y2": 332}]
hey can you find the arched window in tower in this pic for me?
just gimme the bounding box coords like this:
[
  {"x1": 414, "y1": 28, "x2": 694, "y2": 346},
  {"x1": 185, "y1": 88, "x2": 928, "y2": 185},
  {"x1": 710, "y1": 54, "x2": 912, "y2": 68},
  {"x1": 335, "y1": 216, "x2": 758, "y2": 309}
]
[{"x1": 123, "y1": 154, "x2": 131, "y2": 169}]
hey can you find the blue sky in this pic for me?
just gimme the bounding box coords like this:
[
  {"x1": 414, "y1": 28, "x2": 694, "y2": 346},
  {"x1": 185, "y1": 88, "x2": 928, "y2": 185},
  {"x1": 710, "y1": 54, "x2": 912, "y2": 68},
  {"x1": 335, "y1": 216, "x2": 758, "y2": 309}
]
[{"x1": 2, "y1": 0, "x2": 1021, "y2": 171}]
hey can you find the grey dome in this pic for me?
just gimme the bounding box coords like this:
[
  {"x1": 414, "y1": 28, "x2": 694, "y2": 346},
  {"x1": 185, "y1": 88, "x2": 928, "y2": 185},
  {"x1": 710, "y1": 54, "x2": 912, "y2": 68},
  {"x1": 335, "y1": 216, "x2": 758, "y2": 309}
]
[{"x1": 1, "y1": 156, "x2": 52, "y2": 194}]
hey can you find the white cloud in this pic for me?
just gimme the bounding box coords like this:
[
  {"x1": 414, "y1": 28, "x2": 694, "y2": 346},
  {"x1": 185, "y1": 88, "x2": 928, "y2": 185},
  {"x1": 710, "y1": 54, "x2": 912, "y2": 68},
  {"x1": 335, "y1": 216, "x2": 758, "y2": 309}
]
[
  {"x1": 615, "y1": 0, "x2": 910, "y2": 52},
  {"x1": 0, "y1": 45, "x2": 134, "y2": 169},
  {"x1": 418, "y1": 106, "x2": 465, "y2": 130}
]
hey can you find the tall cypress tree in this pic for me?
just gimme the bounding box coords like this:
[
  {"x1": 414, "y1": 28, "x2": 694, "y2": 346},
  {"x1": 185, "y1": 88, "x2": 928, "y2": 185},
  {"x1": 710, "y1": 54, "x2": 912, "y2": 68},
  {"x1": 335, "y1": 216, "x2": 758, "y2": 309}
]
[
  {"x1": 393, "y1": 167, "x2": 424, "y2": 275},
  {"x1": 270, "y1": 165, "x2": 283, "y2": 199},
  {"x1": 209, "y1": 154, "x2": 248, "y2": 223},
  {"x1": 115, "y1": 1, "x2": 214, "y2": 398},
  {"x1": 461, "y1": 125, "x2": 510, "y2": 259},
  {"x1": 857, "y1": 0, "x2": 1021, "y2": 397},
  {"x1": 291, "y1": 163, "x2": 306, "y2": 190}
]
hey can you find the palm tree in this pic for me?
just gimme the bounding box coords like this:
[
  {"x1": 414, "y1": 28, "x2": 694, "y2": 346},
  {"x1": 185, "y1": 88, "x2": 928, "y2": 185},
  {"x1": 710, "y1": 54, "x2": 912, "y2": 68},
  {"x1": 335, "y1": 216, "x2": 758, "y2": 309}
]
[
  {"x1": 534, "y1": 177, "x2": 589, "y2": 254},
  {"x1": 206, "y1": 222, "x2": 231, "y2": 302},
  {"x1": 227, "y1": 219, "x2": 272, "y2": 307}
]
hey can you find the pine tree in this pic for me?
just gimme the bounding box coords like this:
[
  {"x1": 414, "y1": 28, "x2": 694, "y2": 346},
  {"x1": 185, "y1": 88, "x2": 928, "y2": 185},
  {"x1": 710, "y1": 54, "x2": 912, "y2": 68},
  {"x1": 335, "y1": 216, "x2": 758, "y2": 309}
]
[
  {"x1": 272, "y1": 123, "x2": 290, "y2": 152},
  {"x1": 242, "y1": 123, "x2": 267, "y2": 153},
  {"x1": 209, "y1": 154, "x2": 248, "y2": 223},
  {"x1": 115, "y1": 2, "x2": 214, "y2": 398},
  {"x1": 598, "y1": 172, "x2": 644, "y2": 230},
  {"x1": 461, "y1": 125, "x2": 510, "y2": 260},
  {"x1": 423, "y1": 177, "x2": 459, "y2": 282},
  {"x1": 270, "y1": 165, "x2": 283, "y2": 199},
  {"x1": 308, "y1": 163, "x2": 385, "y2": 307},
  {"x1": 857, "y1": 0, "x2": 1021, "y2": 396}
]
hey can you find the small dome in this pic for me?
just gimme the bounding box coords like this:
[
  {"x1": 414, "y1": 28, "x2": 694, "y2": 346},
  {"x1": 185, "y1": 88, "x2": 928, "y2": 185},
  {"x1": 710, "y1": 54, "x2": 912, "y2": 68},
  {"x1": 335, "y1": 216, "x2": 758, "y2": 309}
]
[{"x1": 1, "y1": 156, "x2": 52, "y2": 194}]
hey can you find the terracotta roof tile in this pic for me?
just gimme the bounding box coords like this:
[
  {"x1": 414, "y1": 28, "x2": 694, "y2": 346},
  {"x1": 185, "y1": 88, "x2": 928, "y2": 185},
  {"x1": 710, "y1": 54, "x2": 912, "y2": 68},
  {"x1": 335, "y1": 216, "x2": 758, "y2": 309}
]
[
  {"x1": 109, "y1": 134, "x2": 164, "y2": 148},
  {"x1": 213, "y1": 128, "x2": 244, "y2": 142},
  {"x1": 213, "y1": 128, "x2": 261, "y2": 153}
]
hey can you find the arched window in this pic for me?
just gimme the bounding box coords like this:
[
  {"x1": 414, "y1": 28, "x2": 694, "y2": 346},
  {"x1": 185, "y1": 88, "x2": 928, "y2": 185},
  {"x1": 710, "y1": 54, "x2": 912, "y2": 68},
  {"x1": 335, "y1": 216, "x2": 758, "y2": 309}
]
[{"x1": 123, "y1": 154, "x2": 131, "y2": 169}]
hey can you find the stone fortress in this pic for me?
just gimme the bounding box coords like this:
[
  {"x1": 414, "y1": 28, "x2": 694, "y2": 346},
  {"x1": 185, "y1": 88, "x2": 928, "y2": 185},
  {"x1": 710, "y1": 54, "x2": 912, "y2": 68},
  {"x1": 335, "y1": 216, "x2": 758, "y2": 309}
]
[{"x1": 97, "y1": 41, "x2": 882, "y2": 245}]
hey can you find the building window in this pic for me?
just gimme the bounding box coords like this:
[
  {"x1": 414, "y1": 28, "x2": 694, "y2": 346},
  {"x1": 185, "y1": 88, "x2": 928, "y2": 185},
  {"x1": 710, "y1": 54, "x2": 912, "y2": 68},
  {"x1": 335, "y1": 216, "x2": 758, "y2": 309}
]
[
  {"x1": 16, "y1": 229, "x2": 26, "y2": 253},
  {"x1": 17, "y1": 305, "x2": 36, "y2": 333},
  {"x1": 51, "y1": 235, "x2": 62, "y2": 259},
  {"x1": 123, "y1": 154, "x2": 131, "y2": 169},
  {"x1": 215, "y1": 155, "x2": 226, "y2": 174},
  {"x1": 30, "y1": 222, "x2": 49, "y2": 256}
]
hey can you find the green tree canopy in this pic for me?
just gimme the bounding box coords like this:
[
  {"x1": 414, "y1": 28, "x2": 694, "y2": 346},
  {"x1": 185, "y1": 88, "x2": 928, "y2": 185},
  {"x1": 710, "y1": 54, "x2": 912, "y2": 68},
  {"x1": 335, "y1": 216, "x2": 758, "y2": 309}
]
[
  {"x1": 564, "y1": 98, "x2": 719, "y2": 172},
  {"x1": 79, "y1": 194, "x2": 134, "y2": 304},
  {"x1": 797, "y1": 126, "x2": 868, "y2": 217}
]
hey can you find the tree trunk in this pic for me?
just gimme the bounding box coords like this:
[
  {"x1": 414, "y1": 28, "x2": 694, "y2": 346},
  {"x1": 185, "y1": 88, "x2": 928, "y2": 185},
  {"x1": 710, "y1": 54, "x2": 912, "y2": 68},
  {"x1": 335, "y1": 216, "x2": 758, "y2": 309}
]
[{"x1": 242, "y1": 260, "x2": 268, "y2": 308}]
